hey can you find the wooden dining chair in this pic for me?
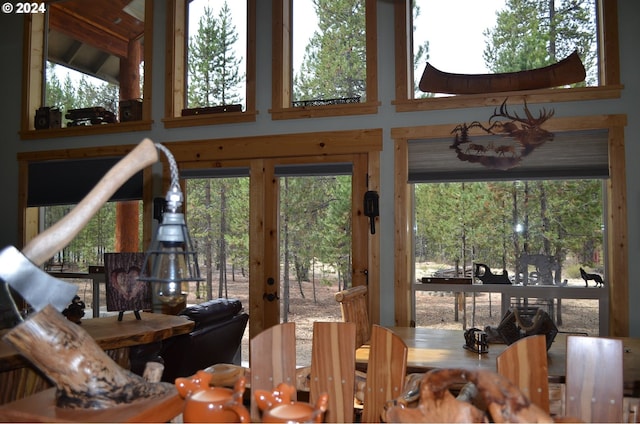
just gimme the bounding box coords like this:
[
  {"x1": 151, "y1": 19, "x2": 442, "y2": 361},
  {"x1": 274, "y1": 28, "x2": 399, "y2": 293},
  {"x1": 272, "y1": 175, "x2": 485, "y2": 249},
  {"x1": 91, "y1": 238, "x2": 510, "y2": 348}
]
[
  {"x1": 335, "y1": 285, "x2": 370, "y2": 348},
  {"x1": 249, "y1": 322, "x2": 297, "y2": 421},
  {"x1": 496, "y1": 334, "x2": 550, "y2": 414},
  {"x1": 309, "y1": 321, "x2": 357, "y2": 423},
  {"x1": 565, "y1": 335, "x2": 624, "y2": 423},
  {"x1": 361, "y1": 325, "x2": 408, "y2": 423}
]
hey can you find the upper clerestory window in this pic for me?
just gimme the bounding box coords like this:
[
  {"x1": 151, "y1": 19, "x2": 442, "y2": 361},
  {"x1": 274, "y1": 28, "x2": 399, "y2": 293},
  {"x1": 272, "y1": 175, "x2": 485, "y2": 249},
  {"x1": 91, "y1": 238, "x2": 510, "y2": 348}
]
[
  {"x1": 163, "y1": 0, "x2": 256, "y2": 128},
  {"x1": 271, "y1": 0, "x2": 379, "y2": 120},
  {"x1": 393, "y1": 0, "x2": 621, "y2": 111}
]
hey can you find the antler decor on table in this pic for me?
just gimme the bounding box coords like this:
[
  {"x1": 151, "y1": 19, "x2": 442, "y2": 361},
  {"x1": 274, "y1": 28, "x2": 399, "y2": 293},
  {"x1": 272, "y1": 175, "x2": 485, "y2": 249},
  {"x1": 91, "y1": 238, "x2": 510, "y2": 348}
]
[{"x1": 450, "y1": 99, "x2": 555, "y2": 170}]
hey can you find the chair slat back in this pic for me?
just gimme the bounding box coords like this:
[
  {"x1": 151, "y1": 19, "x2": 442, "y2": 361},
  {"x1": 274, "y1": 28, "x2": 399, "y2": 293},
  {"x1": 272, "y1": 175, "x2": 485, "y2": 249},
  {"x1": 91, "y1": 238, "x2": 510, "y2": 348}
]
[
  {"x1": 496, "y1": 334, "x2": 550, "y2": 413},
  {"x1": 335, "y1": 285, "x2": 370, "y2": 348},
  {"x1": 565, "y1": 335, "x2": 624, "y2": 423},
  {"x1": 250, "y1": 322, "x2": 297, "y2": 421},
  {"x1": 361, "y1": 325, "x2": 408, "y2": 423},
  {"x1": 310, "y1": 321, "x2": 356, "y2": 423}
]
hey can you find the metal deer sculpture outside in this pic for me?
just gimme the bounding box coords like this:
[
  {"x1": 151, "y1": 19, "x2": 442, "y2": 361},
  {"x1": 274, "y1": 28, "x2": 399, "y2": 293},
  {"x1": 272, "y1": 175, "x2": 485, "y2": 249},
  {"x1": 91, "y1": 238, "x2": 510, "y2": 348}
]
[{"x1": 451, "y1": 99, "x2": 555, "y2": 170}]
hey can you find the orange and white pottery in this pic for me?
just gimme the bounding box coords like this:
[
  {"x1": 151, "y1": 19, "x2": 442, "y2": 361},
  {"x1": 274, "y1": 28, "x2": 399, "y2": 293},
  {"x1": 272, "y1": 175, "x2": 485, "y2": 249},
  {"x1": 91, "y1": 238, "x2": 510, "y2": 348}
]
[{"x1": 175, "y1": 369, "x2": 250, "y2": 423}]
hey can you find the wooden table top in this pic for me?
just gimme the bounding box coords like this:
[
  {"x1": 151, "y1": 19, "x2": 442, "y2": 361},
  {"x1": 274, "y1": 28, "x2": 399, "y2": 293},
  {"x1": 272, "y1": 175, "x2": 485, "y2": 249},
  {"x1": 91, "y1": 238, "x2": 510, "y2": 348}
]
[
  {"x1": 355, "y1": 327, "x2": 640, "y2": 397},
  {"x1": 0, "y1": 312, "x2": 194, "y2": 372}
]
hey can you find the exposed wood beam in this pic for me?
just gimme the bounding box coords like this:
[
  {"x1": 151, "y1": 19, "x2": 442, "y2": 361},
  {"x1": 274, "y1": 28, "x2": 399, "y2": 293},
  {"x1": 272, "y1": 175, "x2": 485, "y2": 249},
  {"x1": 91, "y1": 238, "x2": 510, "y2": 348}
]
[
  {"x1": 49, "y1": 6, "x2": 129, "y2": 58},
  {"x1": 62, "y1": 40, "x2": 82, "y2": 65}
]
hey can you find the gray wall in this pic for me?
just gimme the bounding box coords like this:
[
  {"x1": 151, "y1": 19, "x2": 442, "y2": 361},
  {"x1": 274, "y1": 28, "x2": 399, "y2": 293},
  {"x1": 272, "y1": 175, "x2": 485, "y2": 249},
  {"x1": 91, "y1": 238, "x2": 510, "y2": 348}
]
[{"x1": 0, "y1": 0, "x2": 638, "y2": 334}]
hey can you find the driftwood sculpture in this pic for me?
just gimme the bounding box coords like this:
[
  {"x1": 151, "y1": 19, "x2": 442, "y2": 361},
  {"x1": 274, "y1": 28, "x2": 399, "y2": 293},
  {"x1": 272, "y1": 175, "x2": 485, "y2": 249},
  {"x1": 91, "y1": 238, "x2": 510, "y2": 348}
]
[
  {"x1": 385, "y1": 368, "x2": 554, "y2": 423},
  {"x1": 2, "y1": 305, "x2": 174, "y2": 409}
]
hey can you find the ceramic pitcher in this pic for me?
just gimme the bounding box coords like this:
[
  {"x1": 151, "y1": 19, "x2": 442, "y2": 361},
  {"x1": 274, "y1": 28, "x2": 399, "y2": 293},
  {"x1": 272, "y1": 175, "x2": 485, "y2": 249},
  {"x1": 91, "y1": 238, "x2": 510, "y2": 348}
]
[
  {"x1": 255, "y1": 382, "x2": 328, "y2": 423},
  {"x1": 176, "y1": 370, "x2": 250, "y2": 423}
]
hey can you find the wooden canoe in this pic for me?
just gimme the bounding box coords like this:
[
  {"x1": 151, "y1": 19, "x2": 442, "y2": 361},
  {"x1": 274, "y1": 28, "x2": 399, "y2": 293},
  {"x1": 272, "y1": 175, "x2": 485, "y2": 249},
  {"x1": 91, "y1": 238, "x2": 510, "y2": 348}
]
[{"x1": 419, "y1": 50, "x2": 586, "y2": 95}]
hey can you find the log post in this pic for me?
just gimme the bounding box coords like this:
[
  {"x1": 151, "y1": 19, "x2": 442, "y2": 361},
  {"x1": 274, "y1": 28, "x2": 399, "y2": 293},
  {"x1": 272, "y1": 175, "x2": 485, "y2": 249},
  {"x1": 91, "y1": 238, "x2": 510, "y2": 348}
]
[{"x1": 2, "y1": 305, "x2": 174, "y2": 409}]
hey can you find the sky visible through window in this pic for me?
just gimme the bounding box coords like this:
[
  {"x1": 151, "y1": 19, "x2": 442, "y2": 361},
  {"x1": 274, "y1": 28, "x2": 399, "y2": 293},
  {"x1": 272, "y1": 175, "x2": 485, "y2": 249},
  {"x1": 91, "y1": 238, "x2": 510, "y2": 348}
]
[
  {"x1": 188, "y1": 0, "x2": 247, "y2": 73},
  {"x1": 413, "y1": 0, "x2": 504, "y2": 74}
]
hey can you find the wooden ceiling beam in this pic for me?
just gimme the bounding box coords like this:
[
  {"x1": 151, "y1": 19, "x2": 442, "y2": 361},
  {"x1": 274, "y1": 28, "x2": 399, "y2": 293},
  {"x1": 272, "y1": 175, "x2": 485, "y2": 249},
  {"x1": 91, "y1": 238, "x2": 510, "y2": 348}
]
[{"x1": 49, "y1": 6, "x2": 129, "y2": 58}]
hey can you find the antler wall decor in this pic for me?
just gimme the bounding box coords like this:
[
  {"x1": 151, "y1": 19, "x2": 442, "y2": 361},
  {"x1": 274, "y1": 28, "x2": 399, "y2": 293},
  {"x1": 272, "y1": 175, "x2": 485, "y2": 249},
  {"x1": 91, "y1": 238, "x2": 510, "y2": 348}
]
[{"x1": 450, "y1": 99, "x2": 555, "y2": 170}]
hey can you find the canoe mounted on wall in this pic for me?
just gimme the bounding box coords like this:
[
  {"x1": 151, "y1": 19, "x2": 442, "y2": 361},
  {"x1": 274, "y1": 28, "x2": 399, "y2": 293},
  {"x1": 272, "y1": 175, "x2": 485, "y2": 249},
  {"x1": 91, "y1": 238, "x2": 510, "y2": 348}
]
[{"x1": 419, "y1": 50, "x2": 586, "y2": 95}]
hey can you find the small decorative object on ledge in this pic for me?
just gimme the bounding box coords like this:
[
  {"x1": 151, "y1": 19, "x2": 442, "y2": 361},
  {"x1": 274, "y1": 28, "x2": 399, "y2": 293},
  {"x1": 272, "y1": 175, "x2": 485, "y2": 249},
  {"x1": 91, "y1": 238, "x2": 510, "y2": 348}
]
[
  {"x1": 181, "y1": 104, "x2": 243, "y2": 116},
  {"x1": 62, "y1": 295, "x2": 85, "y2": 324},
  {"x1": 292, "y1": 96, "x2": 361, "y2": 107},
  {"x1": 119, "y1": 98, "x2": 143, "y2": 122},
  {"x1": 473, "y1": 263, "x2": 511, "y2": 284},
  {"x1": 421, "y1": 277, "x2": 472, "y2": 285},
  {"x1": 579, "y1": 267, "x2": 605, "y2": 287},
  {"x1": 66, "y1": 106, "x2": 117, "y2": 126},
  {"x1": 34, "y1": 106, "x2": 62, "y2": 129},
  {"x1": 450, "y1": 99, "x2": 554, "y2": 170}
]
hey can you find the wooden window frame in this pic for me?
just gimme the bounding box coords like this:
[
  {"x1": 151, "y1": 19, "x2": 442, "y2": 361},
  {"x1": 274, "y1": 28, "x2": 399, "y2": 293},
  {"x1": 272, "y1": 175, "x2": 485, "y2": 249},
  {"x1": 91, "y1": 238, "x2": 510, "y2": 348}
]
[
  {"x1": 163, "y1": 0, "x2": 257, "y2": 128},
  {"x1": 391, "y1": 115, "x2": 628, "y2": 336},
  {"x1": 270, "y1": 0, "x2": 380, "y2": 120},
  {"x1": 19, "y1": 1, "x2": 155, "y2": 140},
  {"x1": 393, "y1": 0, "x2": 622, "y2": 112}
]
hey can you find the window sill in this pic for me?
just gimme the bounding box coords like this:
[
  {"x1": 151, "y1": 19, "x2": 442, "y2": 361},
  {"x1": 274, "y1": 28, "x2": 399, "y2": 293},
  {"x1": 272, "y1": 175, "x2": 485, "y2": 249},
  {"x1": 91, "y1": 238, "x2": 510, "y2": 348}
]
[
  {"x1": 20, "y1": 120, "x2": 154, "y2": 140},
  {"x1": 162, "y1": 111, "x2": 257, "y2": 129},
  {"x1": 392, "y1": 85, "x2": 623, "y2": 112},
  {"x1": 269, "y1": 101, "x2": 380, "y2": 120}
]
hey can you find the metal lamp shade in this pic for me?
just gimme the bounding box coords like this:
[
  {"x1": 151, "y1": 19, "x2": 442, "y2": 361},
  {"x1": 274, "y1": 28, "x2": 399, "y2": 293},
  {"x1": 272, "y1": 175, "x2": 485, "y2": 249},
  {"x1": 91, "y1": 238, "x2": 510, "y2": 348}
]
[{"x1": 139, "y1": 212, "x2": 203, "y2": 307}]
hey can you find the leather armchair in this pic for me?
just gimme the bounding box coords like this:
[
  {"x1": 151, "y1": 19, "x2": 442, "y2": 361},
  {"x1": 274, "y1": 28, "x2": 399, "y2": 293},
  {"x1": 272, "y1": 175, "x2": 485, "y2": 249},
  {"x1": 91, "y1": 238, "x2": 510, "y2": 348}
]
[{"x1": 159, "y1": 298, "x2": 249, "y2": 382}]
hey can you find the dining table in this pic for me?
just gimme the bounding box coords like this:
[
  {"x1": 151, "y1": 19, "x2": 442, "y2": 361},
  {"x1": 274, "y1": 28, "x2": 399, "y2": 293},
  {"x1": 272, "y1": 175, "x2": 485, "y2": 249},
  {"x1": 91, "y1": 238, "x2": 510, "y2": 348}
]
[{"x1": 355, "y1": 327, "x2": 640, "y2": 397}]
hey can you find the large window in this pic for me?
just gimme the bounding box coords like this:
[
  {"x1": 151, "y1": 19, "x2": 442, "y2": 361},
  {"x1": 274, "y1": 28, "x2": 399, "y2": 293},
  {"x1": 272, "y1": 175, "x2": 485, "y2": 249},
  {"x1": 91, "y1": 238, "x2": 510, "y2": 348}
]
[
  {"x1": 164, "y1": 0, "x2": 256, "y2": 128},
  {"x1": 186, "y1": 1, "x2": 247, "y2": 110},
  {"x1": 271, "y1": 0, "x2": 379, "y2": 119},
  {"x1": 393, "y1": 0, "x2": 621, "y2": 111},
  {"x1": 21, "y1": 0, "x2": 153, "y2": 138},
  {"x1": 413, "y1": 179, "x2": 604, "y2": 336},
  {"x1": 391, "y1": 115, "x2": 628, "y2": 335}
]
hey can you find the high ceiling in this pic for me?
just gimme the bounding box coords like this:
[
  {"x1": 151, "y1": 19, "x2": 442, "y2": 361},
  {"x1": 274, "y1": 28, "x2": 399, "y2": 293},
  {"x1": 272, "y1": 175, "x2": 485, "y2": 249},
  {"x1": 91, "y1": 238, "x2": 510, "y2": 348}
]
[{"x1": 46, "y1": 0, "x2": 145, "y2": 84}]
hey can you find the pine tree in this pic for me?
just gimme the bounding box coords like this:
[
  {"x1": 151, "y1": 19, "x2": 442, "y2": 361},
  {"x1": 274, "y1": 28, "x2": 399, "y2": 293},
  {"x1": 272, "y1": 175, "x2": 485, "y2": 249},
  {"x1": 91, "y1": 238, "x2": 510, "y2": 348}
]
[
  {"x1": 293, "y1": 0, "x2": 366, "y2": 101},
  {"x1": 188, "y1": 2, "x2": 243, "y2": 108},
  {"x1": 483, "y1": 0, "x2": 597, "y2": 85}
]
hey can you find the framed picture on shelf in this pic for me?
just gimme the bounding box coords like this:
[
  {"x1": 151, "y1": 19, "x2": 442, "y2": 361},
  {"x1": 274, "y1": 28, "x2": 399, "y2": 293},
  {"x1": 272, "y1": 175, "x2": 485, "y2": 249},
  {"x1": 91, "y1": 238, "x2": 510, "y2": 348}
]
[{"x1": 104, "y1": 252, "x2": 151, "y2": 314}]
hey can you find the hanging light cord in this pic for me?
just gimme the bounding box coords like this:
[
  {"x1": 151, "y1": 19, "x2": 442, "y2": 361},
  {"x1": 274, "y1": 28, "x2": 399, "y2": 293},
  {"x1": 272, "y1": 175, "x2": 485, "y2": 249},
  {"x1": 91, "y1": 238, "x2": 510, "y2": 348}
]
[{"x1": 155, "y1": 143, "x2": 183, "y2": 213}]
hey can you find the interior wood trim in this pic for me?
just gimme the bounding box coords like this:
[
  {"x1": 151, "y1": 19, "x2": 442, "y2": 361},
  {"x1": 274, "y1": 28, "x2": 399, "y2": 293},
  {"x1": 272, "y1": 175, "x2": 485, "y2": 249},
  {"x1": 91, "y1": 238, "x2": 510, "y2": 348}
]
[
  {"x1": 20, "y1": 14, "x2": 45, "y2": 134},
  {"x1": 607, "y1": 125, "x2": 628, "y2": 336},
  {"x1": 393, "y1": 138, "x2": 412, "y2": 328},
  {"x1": 391, "y1": 114, "x2": 628, "y2": 335},
  {"x1": 161, "y1": 128, "x2": 383, "y2": 162}
]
